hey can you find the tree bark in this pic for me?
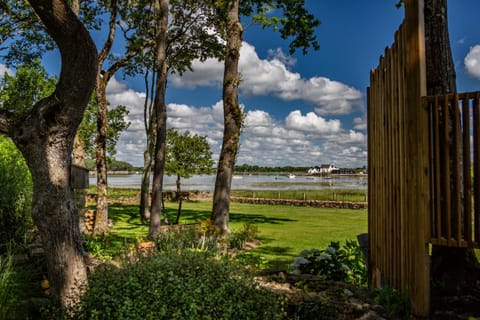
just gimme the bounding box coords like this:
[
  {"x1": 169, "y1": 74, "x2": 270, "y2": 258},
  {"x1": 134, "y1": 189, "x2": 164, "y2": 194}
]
[
  {"x1": 149, "y1": 0, "x2": 169, "y2": 238},
  {"x1": 93, "y1": 0, "x2": 118, "y2": 235},
  {"x1": 94, "y1": 75, "x2": 110, "y2": 234},
  {"x1": 425, "y1": 0, "x2": 480, "y2": 287},
  {"x1": 140, "y1": 71, "x2": 157, "y2": 222},
  {"x1": 211, "y1": 0, "x2": 243, "y2": 234},
  {"x1": 2, "y1": 0, "x2": 98, "y2": 308}
]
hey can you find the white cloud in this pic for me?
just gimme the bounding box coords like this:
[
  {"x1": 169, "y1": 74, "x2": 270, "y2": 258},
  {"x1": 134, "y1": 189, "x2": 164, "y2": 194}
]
[
  {"x1": 285, "y1": 110, "x2": 341, "y2": 134},
  {"x1": 0, "y1": 64, "x2": 13, "y2": 77},
  {"x1": 112, "y1": 87, "x2": 367, "y2": 168},
  {"x1": 170, "y1": 41, "x2": 364, "y2": 116},
  {"x1": 353, "y1": 117, "x2": 367, "y2": 130},
  {"x1": 465, "y1": 45, "x2": 480, "y2": 79}
]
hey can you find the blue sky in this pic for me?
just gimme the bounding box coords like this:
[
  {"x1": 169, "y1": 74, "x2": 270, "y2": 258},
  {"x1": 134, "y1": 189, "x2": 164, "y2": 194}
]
[{"x1": 3, "y1": 1, "x2": 480, "y2": 168}]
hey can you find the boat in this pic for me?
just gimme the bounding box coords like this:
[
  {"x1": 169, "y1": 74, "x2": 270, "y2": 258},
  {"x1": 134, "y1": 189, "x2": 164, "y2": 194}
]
[{"x1": 288, "y1": 174, "x2": 296, "y2": 179}]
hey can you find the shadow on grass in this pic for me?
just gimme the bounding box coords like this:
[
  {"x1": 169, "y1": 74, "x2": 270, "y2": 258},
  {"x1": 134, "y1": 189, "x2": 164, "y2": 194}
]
[{"x1": 230, "y1": 213, "x2": 296, "y2": 225}]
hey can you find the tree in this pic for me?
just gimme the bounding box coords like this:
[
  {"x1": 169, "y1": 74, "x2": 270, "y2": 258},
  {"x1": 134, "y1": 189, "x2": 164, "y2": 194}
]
[
  {"x1": 0, "y1": 0, "x2": 98, "y2": 308},
  {"x1": 134, "y1": 0, "x2": 223, "y2": 236},
  {"x1": 423, "y1": 0, "x2": 480, "y2": 286},
  {"x1": 211, "y1": 0, "x2": 320, "y2": 233},
  {"x1": 149, "y1": 0, "x2": 169, "y2": 238},
  {"x1": 77, "y1": 98, "x2": 130, "y2": 163},
  {"x1": 165, "y1": 128, "x2": 214, "y2": 223},
  {"x1": 92, "y1": 0, "x2": 147, "y2": 235}
]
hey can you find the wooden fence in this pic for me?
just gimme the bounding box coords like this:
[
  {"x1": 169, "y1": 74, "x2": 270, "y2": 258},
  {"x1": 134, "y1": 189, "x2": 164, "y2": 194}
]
[
  {"x1": 367, "y1": 1, "x2": 430, "y2": 316},
  {"x1": 368, "y1": 1, "x2": 480, "y2": 316},
  {"x1": 426, "y1": 92, "x2": 480, "y2": 248}
]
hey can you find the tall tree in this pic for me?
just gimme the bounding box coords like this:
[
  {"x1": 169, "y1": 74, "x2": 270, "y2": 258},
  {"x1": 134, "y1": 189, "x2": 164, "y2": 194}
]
[
  {"x1": 132, "y1": 0, "x2": 224, "y2": 235},
  {"x1": 149, "y1": 0, "x2": 169, "y2": 238},
  {"x1": 423, "y1": 0, "x2": 480, "y2": 286},
  {"x1": 211, "y1": 0, "x2": 320, "y2": 233},
  {"x1": 165, "y1": 128, "x2": 214, "y2": 223},
  {"x1": 0, "y1": 0, "x2": 97, "y2": 308},
  {"x1": 93, "y1": 0, "x2": 146, "y2": 234}
]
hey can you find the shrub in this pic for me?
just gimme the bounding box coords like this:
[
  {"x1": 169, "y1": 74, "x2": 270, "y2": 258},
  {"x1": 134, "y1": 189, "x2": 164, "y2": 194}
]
[
  {"x1": 0, "y1": 136, "x2": 32, "y2": 251},
  {"x1": 291, "y1": 240, "x2": 367, "y2": 285},
  {"x1": 227, "y1": 223, "x2": 258, "y2": 250},
  {"x1": 70, "y1": 251, "x2": 284, "y2": 320},
  {"x1": 374, "y1": 287, "x2": 411, "y2": 317}
]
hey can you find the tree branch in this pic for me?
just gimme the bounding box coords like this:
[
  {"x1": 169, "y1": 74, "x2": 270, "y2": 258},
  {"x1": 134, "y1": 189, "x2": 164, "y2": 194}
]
[
  {"x1": 27, "y1": 0, "x2": 98, "y2": 126},
  {"x1": 99, "y1": 0, "x2": 118, "y2": 65}
]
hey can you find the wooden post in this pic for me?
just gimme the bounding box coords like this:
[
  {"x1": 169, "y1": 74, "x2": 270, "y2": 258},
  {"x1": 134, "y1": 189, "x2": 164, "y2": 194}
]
[{"x1": 404, "y1": 0, "x2": 430, "y2": 316}]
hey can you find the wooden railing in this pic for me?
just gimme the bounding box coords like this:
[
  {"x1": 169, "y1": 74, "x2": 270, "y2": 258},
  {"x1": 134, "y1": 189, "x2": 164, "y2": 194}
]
[{"x1": 426, "y1": 92, "x2": 480, "y2": 248}]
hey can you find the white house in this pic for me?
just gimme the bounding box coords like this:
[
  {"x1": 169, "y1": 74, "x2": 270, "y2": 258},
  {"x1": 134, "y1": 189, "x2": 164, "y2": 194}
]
[{"x1": 319, "y1": 164, "x2": 338, "y2": 174}]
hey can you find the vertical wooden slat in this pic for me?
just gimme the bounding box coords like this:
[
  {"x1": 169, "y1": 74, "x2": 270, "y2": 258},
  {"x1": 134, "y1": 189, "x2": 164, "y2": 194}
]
[
  {"x1": 433, "y1": 95, "x2": 442, "y2": 241},
  {"x1": 398, "y1": 23, "x2": 407, "y2": 288},
  {"x1": 442, "y1": 95, "x2": 452, "y2": 244},
  {"x1": 404, "y1": 0, "x2": 429, "y2": 316},
  {"x1": 452, "y1": 94, "x2": 462, "y2": 244},
  {"x1": 474, "y1": 93, "x2": 480, "y2": 243},
  {"x1": 462, "y1": 97, "x2": 472, "y2": 244}
]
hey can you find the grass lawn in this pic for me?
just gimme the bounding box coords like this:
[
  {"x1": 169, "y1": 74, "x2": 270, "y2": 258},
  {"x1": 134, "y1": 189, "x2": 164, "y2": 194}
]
[{"x1": 102, "y1": 199, "x2": 367, "y2": 269}]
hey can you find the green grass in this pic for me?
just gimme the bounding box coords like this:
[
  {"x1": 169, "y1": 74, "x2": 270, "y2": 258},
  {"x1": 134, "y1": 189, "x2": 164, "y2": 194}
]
[
  {"x1": 231, "y1": 188, "x2": 367, "y2": 202},
  {"x1": 102, "y1": 199, "x2": 367, "y2": 269}
]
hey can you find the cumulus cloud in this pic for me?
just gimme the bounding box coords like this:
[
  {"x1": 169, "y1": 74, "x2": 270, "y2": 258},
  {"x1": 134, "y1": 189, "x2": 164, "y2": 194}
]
[
  {"x1": 106, "y1": 62, "x2": 366, "y2": 167},
  {"x1": 170, "y1": 42, "x2": 364, "y2": 116},
  {"x1": 285, "y1": 110, "x2": 341, "y2": 134},
  {"x1": 465, "y1": 45, "x2": 480, "y2": 79},
  {"x1": 112, "y1": 87, "x2": 367, "y2": 168}
]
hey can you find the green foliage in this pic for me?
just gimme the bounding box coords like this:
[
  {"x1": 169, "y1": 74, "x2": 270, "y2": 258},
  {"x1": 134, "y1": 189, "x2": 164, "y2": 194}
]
[
  {"x1": 0, "y1": 250, "x2": 15, "y2": 319},
  {"x1": 0, "y1": 135, "x2": 32, "y2": 251},
  {"x1": 289, "y1": 297, "x2": 338, "y2": 320},
  {"x1": 240, "y1": 0, "x2": 320, "y2": 55},
  {"x1": 152, "y1": 228, "x2": 201, "y2": 253},
  {"x1": 228, "y1": 223, "x2": 258, "y2": 249},
  {"x1": 0, "y1": 60, "x2": 56, "y2": 121},
  {"x1": 77, "y1": 97, "x2": 130, "y2": 161},
  {"x1": 374, "y1": 287, "x2": 411, "y2": 318},
  {"x1": 165, "y1": 128, "x2": 214, "y2": 188},
  {"x1": 0, "y1": 247, "x2": 44, "y2": 320},
  {"x1": 85, "y1": 235, "x2": 113, "y2": 260},
  {"x1": 69, "y1": 251, "x2": 284, "y2": 319},
  {"x1": 291, "y1": 240, "x2": 367, "y2": 285}
]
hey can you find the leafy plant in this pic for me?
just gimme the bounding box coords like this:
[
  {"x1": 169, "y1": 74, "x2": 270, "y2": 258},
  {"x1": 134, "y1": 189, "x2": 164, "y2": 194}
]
[
  {"x1": 69, "y1": 251, "x2": 284, "y2": 319},
  {"x1": 291, "y1": 240, "x2": 367, "y2": 285},
  {"x1": 374, "y1": 287, "x2": 411, "y2": 318},
  {"x1": 227, "y1": 223, "x2": 258, "y2": 250},
  {"x1": 0, "y1": 135, "x2": 33, "y2": 251},
  {"x1": 0, "y1": 250, "x2": 15, "y2": 319},
  {"x1": 85, "y1": 235, "x2": 113, "y2": 260}
]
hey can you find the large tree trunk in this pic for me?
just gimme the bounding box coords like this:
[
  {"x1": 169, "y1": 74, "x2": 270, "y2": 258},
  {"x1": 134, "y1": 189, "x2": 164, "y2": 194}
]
[
  {"x1": 211, "y1": 0, "x2": 243, "y2": 234},
  {"x1": 149, "y1": 0, "x2": 169, "y2": 238},
  {"x1": 5, "y1": 0, "x2": 98, "y2": 308},
  {"x1": 425, "y1": 0, "x2": 480, "y2": 288},
  {"x1": 94, "y1": 76, "x2": 110, "y2": 234}
]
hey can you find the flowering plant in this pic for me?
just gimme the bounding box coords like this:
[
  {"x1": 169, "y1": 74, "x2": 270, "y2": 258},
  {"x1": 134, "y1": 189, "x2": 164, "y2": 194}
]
[{"x1": 291, "y1": 240, "x2": 366, "y2": 285}]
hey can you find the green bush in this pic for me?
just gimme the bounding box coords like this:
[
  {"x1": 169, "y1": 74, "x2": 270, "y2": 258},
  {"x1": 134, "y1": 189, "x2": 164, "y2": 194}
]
[
  {"x1": 70, "y1": 251, "x2": 284, "y2": 320},
  {"x1": 0, "y1": 136, "x2": 32, "y2": 251},
  {"x1": 291, "y1": 240, "x2": 367, "y2": 285},
  {"x1": 227, "y1": 223, "x2": 258, "y2": 250}
]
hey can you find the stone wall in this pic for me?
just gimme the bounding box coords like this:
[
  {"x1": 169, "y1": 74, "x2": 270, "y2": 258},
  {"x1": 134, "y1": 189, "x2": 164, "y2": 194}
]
[{"x1": 230, "y1": 197, "x2": 367, "y2": 210}]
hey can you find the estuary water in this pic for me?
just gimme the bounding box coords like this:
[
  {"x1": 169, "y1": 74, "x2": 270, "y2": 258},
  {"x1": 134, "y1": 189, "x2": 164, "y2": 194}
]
[{"x1": 90, "y1": 174, "x2": 368, "y2": 191}]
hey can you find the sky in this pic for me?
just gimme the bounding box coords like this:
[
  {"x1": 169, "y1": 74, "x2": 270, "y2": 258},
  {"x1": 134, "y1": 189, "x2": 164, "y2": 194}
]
[{"x1": 2, "y1": 1, "x2": 480, "y2": 169}]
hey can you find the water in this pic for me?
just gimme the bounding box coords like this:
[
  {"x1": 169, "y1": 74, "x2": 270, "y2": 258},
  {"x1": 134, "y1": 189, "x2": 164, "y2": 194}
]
[{"x1": 89, "y1": 173, "x2": 367, "y2": 191}]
